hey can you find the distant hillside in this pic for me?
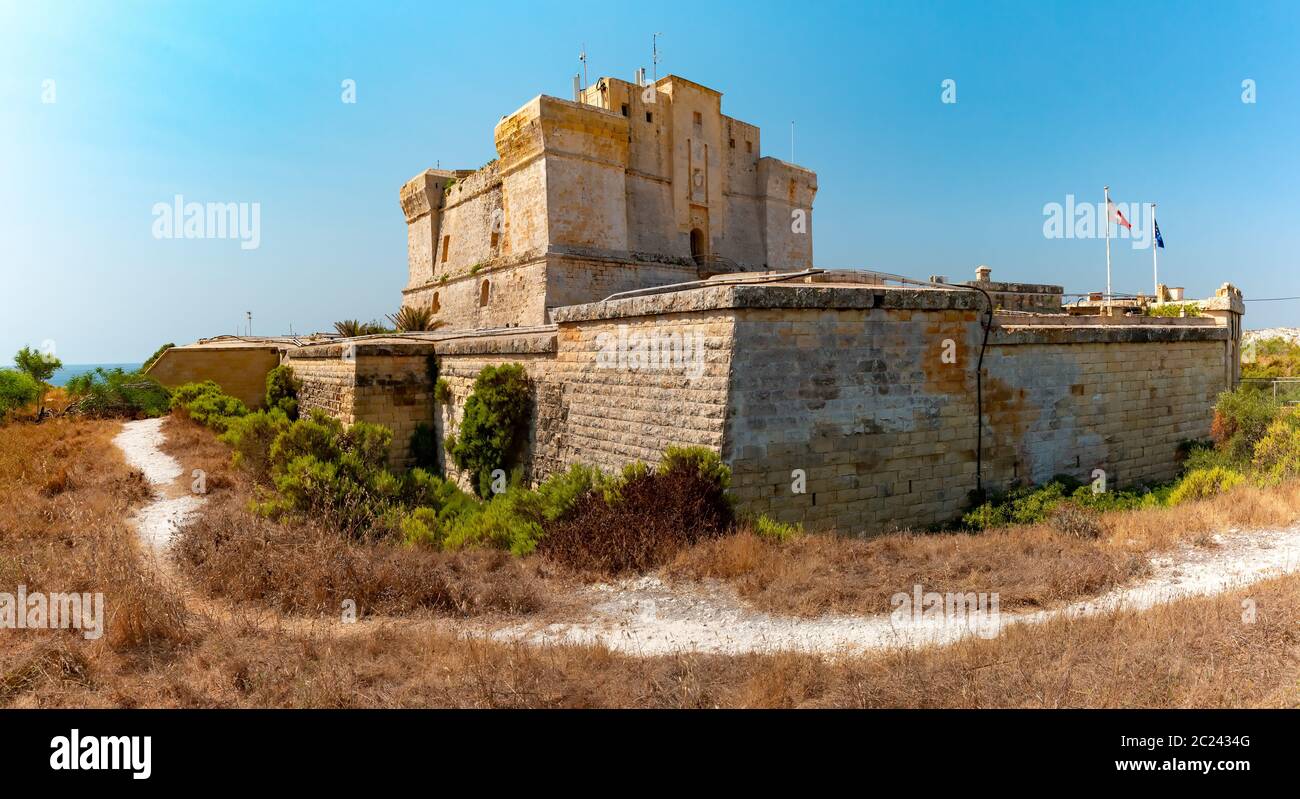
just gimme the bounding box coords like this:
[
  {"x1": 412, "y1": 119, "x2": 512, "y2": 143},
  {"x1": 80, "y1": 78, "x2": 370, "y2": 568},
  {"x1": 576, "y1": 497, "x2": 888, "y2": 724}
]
[{"x1": 1244, "y1": 327, "x2": 1300, "y2": 346}]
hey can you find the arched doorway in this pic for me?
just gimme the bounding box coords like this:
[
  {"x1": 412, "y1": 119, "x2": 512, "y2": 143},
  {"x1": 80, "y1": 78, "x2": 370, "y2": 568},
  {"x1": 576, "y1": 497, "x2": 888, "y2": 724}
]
[{"x1": 690, "y1": 228, "x2": 708, "y2": 263}]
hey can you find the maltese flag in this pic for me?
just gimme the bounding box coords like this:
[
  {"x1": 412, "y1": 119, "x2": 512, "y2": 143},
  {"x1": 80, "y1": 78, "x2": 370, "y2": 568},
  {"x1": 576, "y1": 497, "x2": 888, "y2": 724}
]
[{"x1": 1107, "y1": 197, "x2": 1132, "y2": 229}]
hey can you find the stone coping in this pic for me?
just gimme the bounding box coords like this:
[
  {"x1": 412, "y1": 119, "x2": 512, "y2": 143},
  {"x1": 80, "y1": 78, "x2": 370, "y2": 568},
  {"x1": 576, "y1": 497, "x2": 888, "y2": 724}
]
[
  {"x1": 288, "y1": 331, "x2": 557, "y2": 360},
  {"x1": 552, "y1": 283, "x2": 986, "y2": 322},
  {"x1": 992, "y1": 324, "x2": 1230, "y2": 346}
]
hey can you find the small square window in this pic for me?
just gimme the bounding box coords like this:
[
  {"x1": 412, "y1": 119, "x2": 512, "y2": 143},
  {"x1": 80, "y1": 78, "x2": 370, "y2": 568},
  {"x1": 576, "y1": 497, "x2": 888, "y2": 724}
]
[
  {"x1": 729, "y1": 138, "x2": 735, "y2": 148},
  {"x1": 746, "y1": 141, "x2": 753, "y2": 153},
  {"x1": 645, "y1": 111, "x2": 653, "y2": 123},
  {"x1": 620, "y1": 103, "x2": 628, "y2": 116},
  {"x1": 693, "y1": 111, "x2": 702, "y2": 125}
]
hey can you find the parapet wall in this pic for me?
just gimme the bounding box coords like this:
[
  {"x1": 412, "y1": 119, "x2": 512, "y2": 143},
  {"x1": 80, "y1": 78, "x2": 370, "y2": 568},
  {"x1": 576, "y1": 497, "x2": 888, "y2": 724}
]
[{"x1": 288, "y1": 281, "x2": 1240, "y2": 533}]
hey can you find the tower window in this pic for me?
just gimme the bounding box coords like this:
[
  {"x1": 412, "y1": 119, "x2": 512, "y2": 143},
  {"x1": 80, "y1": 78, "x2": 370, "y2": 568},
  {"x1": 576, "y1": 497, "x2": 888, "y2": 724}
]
[
  {"x1": 729, "y1": 138, "x2": 735, "y2": 148},
  {"x1": 746, "y1": 141, "x2": 752, "y2": 153},
  {"x1": 693, "y1": 111, "x2": 702, "y2": 126},
  {"x1": 479, "y1": 279, "x2": 490, "y2": 307},
  {"x1": 621, "y1": 103, "x2": 628, "y2": 116},
  {"x1": 645, "y1": 111, "x2": 653, "y2": 123}
]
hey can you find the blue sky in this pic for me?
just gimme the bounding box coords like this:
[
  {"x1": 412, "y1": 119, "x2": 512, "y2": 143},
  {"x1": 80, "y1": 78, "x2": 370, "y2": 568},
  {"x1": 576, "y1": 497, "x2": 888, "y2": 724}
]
[{"x1": 2, "y1": 0, "x2": 1298, "y2": 363}]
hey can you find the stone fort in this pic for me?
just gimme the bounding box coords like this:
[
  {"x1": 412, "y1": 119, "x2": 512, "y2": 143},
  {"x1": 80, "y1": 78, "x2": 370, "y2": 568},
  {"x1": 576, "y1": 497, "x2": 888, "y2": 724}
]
[{"x1": 149, "y1": 73, "x2": 1246, "y2": 533}]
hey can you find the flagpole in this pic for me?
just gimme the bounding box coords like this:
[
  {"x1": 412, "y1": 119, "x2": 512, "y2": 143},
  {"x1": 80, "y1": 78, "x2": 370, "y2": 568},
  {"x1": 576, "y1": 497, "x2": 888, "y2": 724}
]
[
  {"x1": 1151, "y1": 202, "x2": 1159, "y2": 298},
  {"x1": 1104, "y1": 186, "x2": 1112, "y2": 312}
]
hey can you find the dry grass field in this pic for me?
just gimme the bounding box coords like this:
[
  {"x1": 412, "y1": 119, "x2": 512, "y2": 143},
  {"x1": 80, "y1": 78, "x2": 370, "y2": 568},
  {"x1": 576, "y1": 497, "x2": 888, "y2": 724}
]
[{"x1": 1, "y1": 415, "x2": 1298, "y2": 708}]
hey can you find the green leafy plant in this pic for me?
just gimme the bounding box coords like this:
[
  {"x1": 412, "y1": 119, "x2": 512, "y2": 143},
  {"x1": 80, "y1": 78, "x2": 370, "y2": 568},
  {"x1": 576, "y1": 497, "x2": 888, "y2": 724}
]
[
  {"x1": 141, "y1": 342, "x2": 175, "y2": 371},
  {"x1": 445, "y1": 363, "x2": 530, "y2": 497},
  {"x1": 264, "y1": 365, "x2": 300, "y2": 419},
  {"x1": 1211, "y1": 387, "x2": 1282, "y2": 464},
  {"x1": 333, "y1": 319, "x2": 389, "y2": 337},
  {"x1": 65, "y1": 368, "x2": 171, "y2": 419},
  {"x1": 1146, "y1": 302, "x2": 1201, "y2": 318},
  {"x1": 434, "y1": 377, "x2": 452, "y2": 404},
  {"x1": 387, "y1": 306, "x2": 446, "y2": 333},
  {"x1": 13, "y1": 346, "x2": 62, "y2": 418},
  {"x1": 1167, "y1": 467, "x2": 1245, "y2": 504},
  {"x1": 753, "y1": 514, "x2": 803, "y2": 542},
  {"x1": 170, "y1": 380, "x2": 249, "y2": 432},
  {"x1": 0, "y1": 369, "x2": 39, "y2": 422}
]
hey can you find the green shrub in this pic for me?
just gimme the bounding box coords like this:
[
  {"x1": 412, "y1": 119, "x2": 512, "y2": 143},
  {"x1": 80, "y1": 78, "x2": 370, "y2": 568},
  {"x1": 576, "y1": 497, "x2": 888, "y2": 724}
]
[
  {"x1": 268, "y1": 410, "x2": 344, "y2": 472},
  {"x1": 141, "y1": 342, "x2": 174, "y2": 371},
  {"x1": 434, "y1": 377, "x2": 452, "y2": 404},
  {"x1": 13, "y1": 346, "x2": 62, "y2": 416},
  {"x1": 183, "y1": 391, "x2": 249, "y2": 432},
  {"x1": 1250, "y1": 409, "x2": 1300, "y2": 483},
  {"x1": 1168, "y1": 467, "x2": 1245, "y2": 504},
  {"x1": 264, "y1": 365, "x2": 300, "y2": 419},
  {"x1": 1146, "y1": 302, "x2": 1201, "y2": 318},
  {"x1": 962, "y1": 475, "x2": 1162, "y2": 531},
  {"x1": 1212, "y1": 387, "x2": 1282, "y2": 464},
  {"x1": 219, "y1": 408, "x2": 292, "y2": 479},
  {"x1": 754, "y1": 514, "x2": 802, "y2": 542},
  {"x1": 409, "y1": 422, "x2": 440, "y2": 472},
  {"x1": 65, "y1": 367, "x2": 171, "y2": 419},
  {"x1": 445, "y1": 363, "x2": 530, "y2": 497},
  {"x1": 0, "y1": 369, "x2": 40, "y2": 421}
]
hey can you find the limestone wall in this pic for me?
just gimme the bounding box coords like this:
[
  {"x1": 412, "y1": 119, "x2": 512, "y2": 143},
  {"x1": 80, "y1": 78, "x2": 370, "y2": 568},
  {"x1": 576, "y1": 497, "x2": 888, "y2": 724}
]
[
  {"x1": 290, "y1": 282, "x2": 1238, "y2": 535},
  {"x1": 553, "y1": 284, "x2": 1237, "y2": 534},
  {"x1": 147, "y1": 345, "x2": 280, "y2": 408}
]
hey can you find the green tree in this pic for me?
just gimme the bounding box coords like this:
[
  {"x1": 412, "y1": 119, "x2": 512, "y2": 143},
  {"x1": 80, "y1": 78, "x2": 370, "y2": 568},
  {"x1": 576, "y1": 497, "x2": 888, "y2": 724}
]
[{"x1": 14, "y1": 346, "x2": 62, "y2": 419}]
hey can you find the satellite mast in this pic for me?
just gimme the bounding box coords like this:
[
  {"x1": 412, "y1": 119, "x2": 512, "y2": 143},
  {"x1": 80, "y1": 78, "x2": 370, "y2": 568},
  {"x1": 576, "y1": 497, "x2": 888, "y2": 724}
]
[
  {"x1": 246, "y1": 311, "x2": 252, "y2": 337},
  {"x1": 579, "y1": 44, "x2": 588, "y2": 92},
  {"x1": 652, "y1": 33, "x2": 663, "y2": 81}
]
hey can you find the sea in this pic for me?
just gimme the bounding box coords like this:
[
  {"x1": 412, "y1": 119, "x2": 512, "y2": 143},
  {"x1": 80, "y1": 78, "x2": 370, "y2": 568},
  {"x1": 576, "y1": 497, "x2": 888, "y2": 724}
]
[{"x1": 50, "y1": 364, "x2": 142, "y2": 387}]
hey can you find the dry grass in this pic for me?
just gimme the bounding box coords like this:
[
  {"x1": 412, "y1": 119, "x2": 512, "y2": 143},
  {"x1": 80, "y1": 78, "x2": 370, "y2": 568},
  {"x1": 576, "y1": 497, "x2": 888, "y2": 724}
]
[
  {"x1": 174, "y1": 497, "x2": 543, "y2": 618},
  {"x1": 3, "y1": 415, "x2": 1299, "y2": 708},
  {"x1": 670, "y1": 525, "x2": 1147, "y2": 617},
  {"x1": 669, "y1": 480, "x2": 1300, "y2": 618},
  {"x1": 160, "y1": 416, "x2": 544, "y2": 618},
  {"x1": 0, "y1": 417, "x2": 189, "y2": 703}
]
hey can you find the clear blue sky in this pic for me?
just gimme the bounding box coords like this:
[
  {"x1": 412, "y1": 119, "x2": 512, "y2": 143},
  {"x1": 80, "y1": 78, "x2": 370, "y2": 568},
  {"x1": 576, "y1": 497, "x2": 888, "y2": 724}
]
[{"x1": 2, "y1": 0, "x2": 1297, "y2": 363}]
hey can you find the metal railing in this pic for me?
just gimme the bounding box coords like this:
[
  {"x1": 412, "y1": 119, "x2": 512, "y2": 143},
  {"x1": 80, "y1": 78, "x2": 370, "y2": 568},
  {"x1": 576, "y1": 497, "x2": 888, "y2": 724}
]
[{"x1": 1239, "y1": 377, "x2": 1300, "y2": 404}]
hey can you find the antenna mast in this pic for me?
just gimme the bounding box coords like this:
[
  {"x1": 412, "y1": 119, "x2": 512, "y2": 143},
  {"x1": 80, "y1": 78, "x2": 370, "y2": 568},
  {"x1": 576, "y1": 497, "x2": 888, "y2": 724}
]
[
  {"x1": 579, "y1": 44, "x2": 588, "y2": 92},
  {"x1": 652, "y1": 33, "x2": 662, "y2": 81}
]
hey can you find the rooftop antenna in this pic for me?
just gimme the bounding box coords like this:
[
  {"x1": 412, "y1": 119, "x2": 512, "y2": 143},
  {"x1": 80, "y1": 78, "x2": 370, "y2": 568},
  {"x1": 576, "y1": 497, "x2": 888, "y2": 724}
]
[
  {"x1": 246, "y1": 311, "x2": 252, "y2": 337},
  {"x1": 579, "y1": 44, "x2": 588, "y2": 92},
  {"x1": 652, "y1": 33, "x2": 663, "y2": 81}
]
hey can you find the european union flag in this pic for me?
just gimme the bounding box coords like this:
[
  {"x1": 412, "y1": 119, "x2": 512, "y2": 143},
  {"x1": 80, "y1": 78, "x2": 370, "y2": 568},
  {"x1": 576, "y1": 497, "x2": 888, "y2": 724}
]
[{"x1": 1154, "y1": 219, "x2": 1165, "y2": 249}]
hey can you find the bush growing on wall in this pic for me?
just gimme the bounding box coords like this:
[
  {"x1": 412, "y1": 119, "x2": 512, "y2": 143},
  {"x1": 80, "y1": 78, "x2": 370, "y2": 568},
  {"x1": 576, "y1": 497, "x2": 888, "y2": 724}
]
[
  {"x1": 444, "y1": 363, "x2": 530, "y2": 497},
  {"x1": 264, "y1": 365, "x2": 300, "y2": 419}
]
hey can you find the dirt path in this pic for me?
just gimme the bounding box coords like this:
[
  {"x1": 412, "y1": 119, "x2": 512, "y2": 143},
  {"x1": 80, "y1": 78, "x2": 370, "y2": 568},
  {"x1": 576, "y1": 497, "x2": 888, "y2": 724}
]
[
  {"x1": 113, "y1": 418, "x2": 1300, "y2": 657},
  {"x1": 113, "y1": 418, "x2": 205, "y2": 551},
  {"x1": 491, "y1": 527, "x2": 1300, "y2": 656}
]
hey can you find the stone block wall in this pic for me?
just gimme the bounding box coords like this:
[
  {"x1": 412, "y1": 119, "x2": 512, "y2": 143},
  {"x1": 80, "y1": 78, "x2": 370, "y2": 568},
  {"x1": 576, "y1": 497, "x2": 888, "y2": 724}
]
[{"x1": 287, "y1": 282, "x2": 1239, "y2": 535}]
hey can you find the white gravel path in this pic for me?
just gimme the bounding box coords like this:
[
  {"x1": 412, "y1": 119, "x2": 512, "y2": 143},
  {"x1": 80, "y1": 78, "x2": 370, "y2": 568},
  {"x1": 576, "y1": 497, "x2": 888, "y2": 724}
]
[
  {"x1": 109, "y1": 416, "x2": 1300, "y2": 656},
  {"x1": 493, "y1": 526, "x2": 1300, "y2": 657},
  {"x1": 113, "y1": 418, "x2": 205, "y2": 551}
]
